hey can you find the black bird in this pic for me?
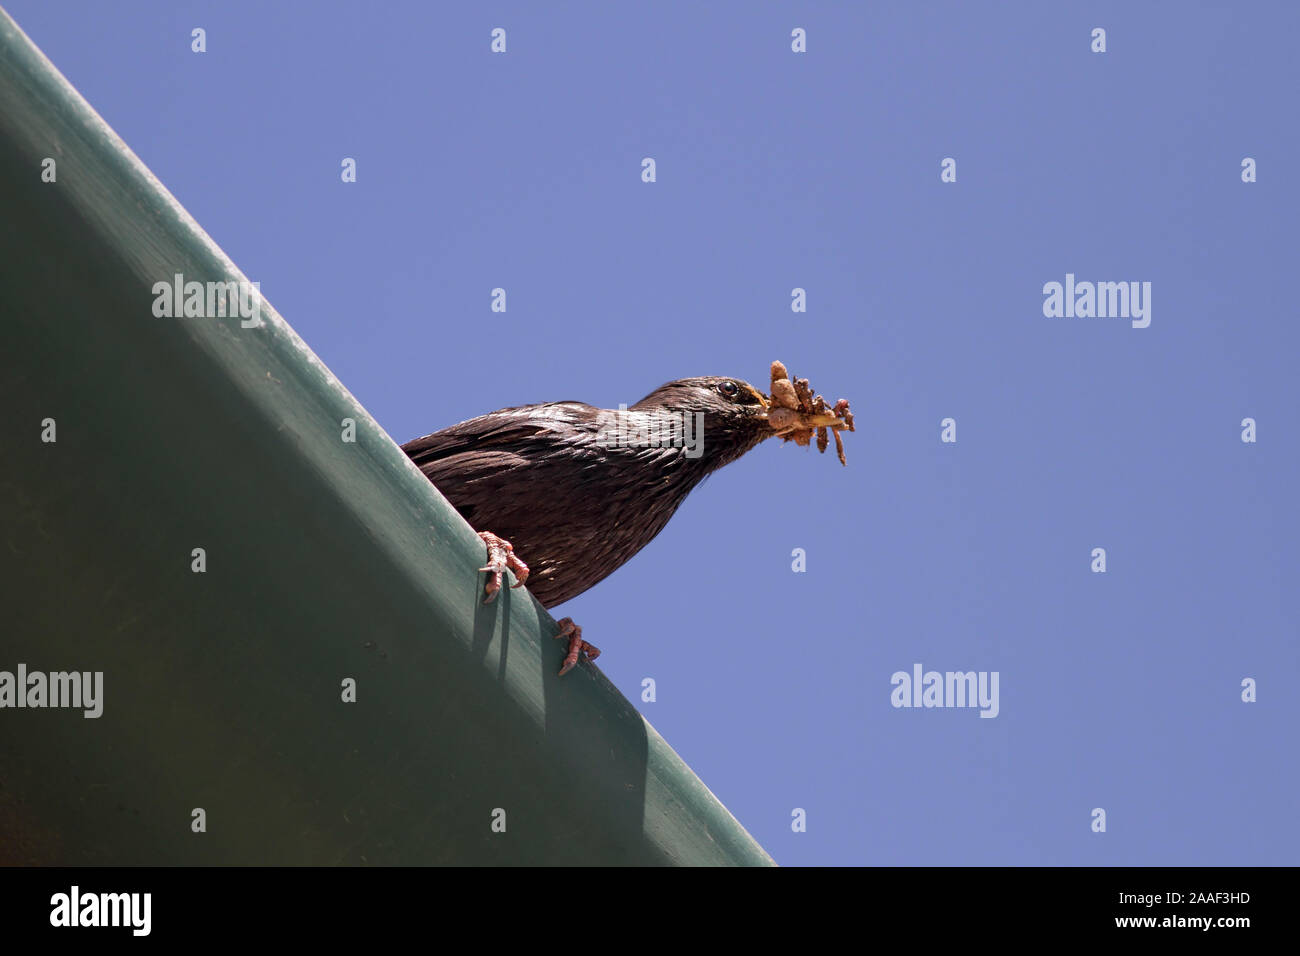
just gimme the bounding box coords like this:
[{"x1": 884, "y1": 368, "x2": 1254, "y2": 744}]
[{"x1": 402, "y1": 375, "x2": 847, "y2": 674}]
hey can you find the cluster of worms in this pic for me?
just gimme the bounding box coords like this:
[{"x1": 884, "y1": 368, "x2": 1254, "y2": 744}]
[{"x1": 766, "y1": 360, "x2": 855, "y2": 466}]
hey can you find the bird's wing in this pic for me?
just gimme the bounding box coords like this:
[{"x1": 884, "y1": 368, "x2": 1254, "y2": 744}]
[{"x1": 401, "y1": 402, "x2": 596, "y2": 468}]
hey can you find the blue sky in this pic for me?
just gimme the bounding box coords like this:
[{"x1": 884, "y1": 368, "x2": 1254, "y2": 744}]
[{"x1": 9, "y1": 0, "x2": 1296, "y2": 865}]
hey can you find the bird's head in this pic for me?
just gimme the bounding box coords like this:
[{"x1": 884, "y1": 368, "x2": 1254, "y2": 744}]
[{"x1": 627, "y1": 375, "x2": 841, "y2": 472}]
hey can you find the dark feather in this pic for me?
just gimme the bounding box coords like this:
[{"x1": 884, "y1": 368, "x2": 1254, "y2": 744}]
[{"x1": 402, "y1": 379, "x2": 770, "y2": 607}]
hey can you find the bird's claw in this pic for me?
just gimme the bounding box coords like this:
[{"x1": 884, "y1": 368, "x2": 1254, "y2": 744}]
[
  {"x1": 474, "y1": 535, "x2": 595, "y2": 675},
  {"x1": 554, "y1": 617, "x2": 599, "y2": 676},
  {"x1": 477, "y1": 531, "x2": 529, "y2": 603}
]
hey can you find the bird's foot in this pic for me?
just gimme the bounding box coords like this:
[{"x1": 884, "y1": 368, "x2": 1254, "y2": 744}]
[
  {"x1": 554, "y1": 617, "x2": 600, "y2": 676},
  {"x1": 477, "y1": 531, "x2": 529, "y2": 603}
]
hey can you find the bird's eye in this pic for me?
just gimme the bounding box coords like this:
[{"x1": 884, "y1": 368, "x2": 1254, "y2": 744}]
[{"x1": 719, "y1": 381, "x2": 739, "y2": 398}]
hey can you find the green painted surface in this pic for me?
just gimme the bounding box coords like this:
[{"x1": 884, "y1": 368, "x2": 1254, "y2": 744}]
[{"x1": 0, "y1": 9, "x2": 774, "y2": 866}]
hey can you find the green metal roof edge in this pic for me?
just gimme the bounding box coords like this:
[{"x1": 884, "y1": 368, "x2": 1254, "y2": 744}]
[{"x1": 0, "y1": 8, "x2": 775, "y2": 866}]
